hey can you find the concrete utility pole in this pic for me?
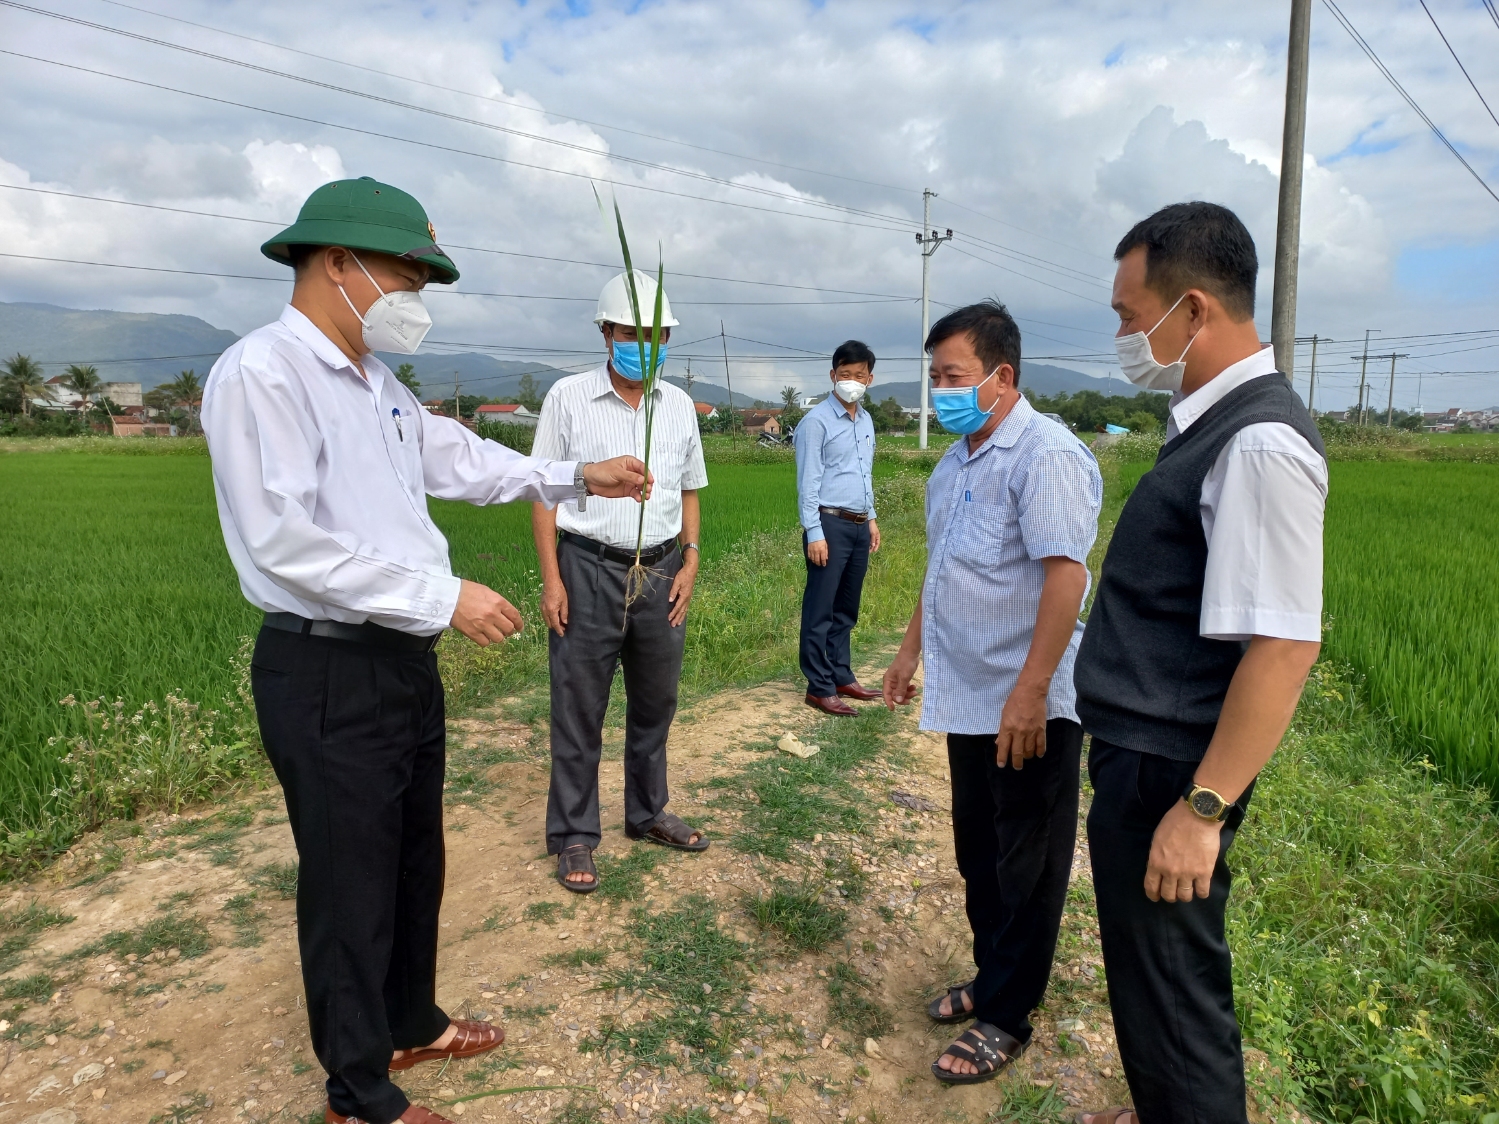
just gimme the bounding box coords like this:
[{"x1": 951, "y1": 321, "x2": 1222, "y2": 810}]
[
  {"x1": 1351, "y1": 329, "x2": 1376, "y2": 425},
  {"x1": 720, "y1": 321, "x2": 736, "y2": 439},
  {"x1": 1272, "y1": 0, "x2": 1313, "y2": 379},
  {"x1": 684, "y1": 357, "x2": 695, "y2": 393},
  {"x1": 453, "y1": 374, "x2": 461, "y2": 421},
  {"x1": 1381, "y1": 352, "x2": 1410, "y2": 426},
  {"x1": 916, "y1": 188, "x2": 953, "y2": 449},
  {"x1": 1299, "y1": 334, "x2": 1321, "y2": 412}
]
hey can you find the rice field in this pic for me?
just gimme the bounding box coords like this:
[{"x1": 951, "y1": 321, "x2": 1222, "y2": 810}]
[
  {"x1": 0, "y1": 444, "x2": 805, "y2": 836},
  {"x1": 1112, "y1": 456, "x2": 1498, "y2": 791},
  {"x1": 1322, "y1": 461, "x2": 1499, "y2": 791}
]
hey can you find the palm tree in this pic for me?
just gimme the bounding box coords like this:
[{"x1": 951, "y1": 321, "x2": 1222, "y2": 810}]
[
  {"x1": 781, "y1": 385, "x2": 801, "y2": 412},
  {"x1": 63, "y1": 364, "x2": 104, "y2": 414},
  {"x1": 2, "y1": 354, "x2": 53, "y2": 417},
  {"x1": 161, "y1": 370, "x2": 203, "y2": 432}
]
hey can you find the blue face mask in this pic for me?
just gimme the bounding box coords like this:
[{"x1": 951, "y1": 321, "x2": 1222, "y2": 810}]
[
  {"x1": 930, "y1": 365, "x2": 999, "y2": 435},
  {"x1": 610, "y1": 338, "x2": 668, "y2": 380}
]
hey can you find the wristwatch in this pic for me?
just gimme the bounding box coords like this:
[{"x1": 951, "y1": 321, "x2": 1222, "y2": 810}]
[
  {"x1": 574, "y1": 461, "x2": 592, "y2": 512},
  {"x1": 679, "y1": 541, "x2": 699, "y2": 555},
  {"x1": 1182, "y1": 781, "x2": 1231, "y2": 823}
]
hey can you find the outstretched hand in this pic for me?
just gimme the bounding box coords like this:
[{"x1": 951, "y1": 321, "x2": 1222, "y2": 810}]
[
  {"x1": 451, "y1": 578, "x2": 524, "y2": 646},
  {"x1": 583, "y1": 456, "x2": 653, "y2": 502}
]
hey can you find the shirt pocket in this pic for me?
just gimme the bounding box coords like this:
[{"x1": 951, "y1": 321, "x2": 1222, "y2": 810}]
[
  {"x1": 647, "y1": 436, "x2": 689, "y2": 489},
  {"x1": 945, "y1": 500, "x2": 1011, "y2": 569}
]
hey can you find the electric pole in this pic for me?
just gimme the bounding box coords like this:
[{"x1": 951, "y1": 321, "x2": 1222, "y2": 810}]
[
  {"x1": 453, "y1": 374, "x2": 461, "y2": 421},
  {"x1": 720, "y1": 321, "x2": 736, "y2": 439},
  {"x1": 1351, "y1": 329, "x2": 1376, "y2": 425},
  {"x1": 1272, "y1": 0, "x2": 1313, "y2": 379},
  {"x1": 1299, "y1": 334, "x2": 1320, "y2": 413},
  {"x1": 916, "y1": 188, "x2": 953, "y2": 449},
  {"x1": 1381, "y1": 352, "x2": 1410, "y2": 427},
  {"x1": 684, "y1": 357, "x2": 695, "y2": 394}
]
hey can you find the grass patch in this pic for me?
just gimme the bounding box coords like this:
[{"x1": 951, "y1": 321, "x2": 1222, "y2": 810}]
[
  {"x1": 984, "y1": 1077, "x2": 1069, "y2": 1122},
  {"x1": 1231, "y1": 661, "x2": 1499, "y2": 1123},
  {"x1": 746, "y1": 882, "x2": 848, "y2": 952},
  {"x1": 248, "y1": 861, "x2": 298, "y2": 899},
  {"x1": 77, "y1": 912, "x2": 211, "y2": 961},
  {"x1": 0, "y1": 972, "x2": 54, "y2": 1003},
  {"x1": 595, "y1": 844, "x2": 669, "y2": 901},
  {"x1": 824, "y1": 961, "x2": 892, "y2": 1039},
  {"x1": 222, "y1": 893, "x2": 264, "y2": 947},
  {"x1": 543, "y1": 946, "x2": 609, "y2": 969},
  {"x1": 503, "y1": 1003, "x2": 556, "y2": 1021},
  {"x1": 0, "y1": 900, "x2": 74, "y2": 971},
  {"x1": 522, "y1": 901, "x2": 571, "y2": 925},
  {"x1": 589, "y1": 895, "x2": 753, "y2": 1070}
]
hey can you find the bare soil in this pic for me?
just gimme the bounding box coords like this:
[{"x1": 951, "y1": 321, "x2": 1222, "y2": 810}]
[{"x1": 0, "y1": 668, "x2": 1292, "y2": 1124}]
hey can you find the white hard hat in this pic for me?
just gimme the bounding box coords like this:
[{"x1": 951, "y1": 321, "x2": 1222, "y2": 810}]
[{"x1": 594, "y1": 270, "x2": 680, "y2": 328}]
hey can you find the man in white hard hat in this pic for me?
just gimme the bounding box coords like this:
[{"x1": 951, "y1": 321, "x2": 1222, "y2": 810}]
[{"x1": 531, "y1": 270, "x2": 711, "y2": 893}]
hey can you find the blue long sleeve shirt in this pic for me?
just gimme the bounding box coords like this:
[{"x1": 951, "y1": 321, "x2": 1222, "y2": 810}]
[{"x1": 794, "y1": 394, "x2": 876, "y2": 544}]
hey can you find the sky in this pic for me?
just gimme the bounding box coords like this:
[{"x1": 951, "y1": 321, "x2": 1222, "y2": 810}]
[{"x1": 2, "y1": 0, "x2": 1498, "y2": 410}]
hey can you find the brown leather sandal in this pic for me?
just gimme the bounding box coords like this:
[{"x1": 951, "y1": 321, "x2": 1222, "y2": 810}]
[
  {"x1": 627, "y1": 812, "x2": 710, "y2": 851},
  {"x1": 389, "y1": 1018, "x2": 503, "y2": 1071},
  {"x1": 326, "y1": 1103, "x2": 457, "y2": 1124},
  {"x1": 1074, "y1": 1109, "x2": 1136, "y2": 1124}
]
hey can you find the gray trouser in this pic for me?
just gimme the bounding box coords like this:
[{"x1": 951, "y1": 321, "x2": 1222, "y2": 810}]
[{"x1": 545, "y1": 537, "x2": 686, "y2": 854}]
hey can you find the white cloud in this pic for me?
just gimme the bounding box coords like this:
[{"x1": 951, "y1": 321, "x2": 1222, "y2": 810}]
[{"x1": 244, "y1": 141, "x2": 346, "y2": 208}]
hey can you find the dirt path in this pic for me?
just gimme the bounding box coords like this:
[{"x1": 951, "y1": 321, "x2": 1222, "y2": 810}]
[{"x1": 1, "y1": 668, "x2": 1289, "y2": 1124}]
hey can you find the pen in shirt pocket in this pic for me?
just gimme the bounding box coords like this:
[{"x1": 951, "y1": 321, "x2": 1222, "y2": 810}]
[{"x1": 392, "y1": 407, "x2": 404, "y2": 442}]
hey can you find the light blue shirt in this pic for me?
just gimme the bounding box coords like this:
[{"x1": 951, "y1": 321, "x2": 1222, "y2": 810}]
[
  {"x1": 795, "y1": 394, "x2": 877, "y2": 544},
  {"x1": 919, "y1": 396, "x2": 1103, "y2": 734}
]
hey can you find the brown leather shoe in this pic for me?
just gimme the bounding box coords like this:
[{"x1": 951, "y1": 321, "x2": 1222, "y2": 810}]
[
  {"x1": 326, "y1": 1104, "x2": 457, "y2": 1124},
  {"x1": 806, "y1": 693, "x2": 859, "y2": 717},
  {"x1": 389, "y1": 1018, "x2": 503, "y2": 1071},
  {"x1": 837, "y1": 681, "x2": 882, "y2": 701}
]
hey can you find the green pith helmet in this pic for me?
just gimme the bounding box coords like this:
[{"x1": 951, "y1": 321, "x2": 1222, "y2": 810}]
[{"x1": 260, "y1": 176, "x2": 459, "y2": 284}]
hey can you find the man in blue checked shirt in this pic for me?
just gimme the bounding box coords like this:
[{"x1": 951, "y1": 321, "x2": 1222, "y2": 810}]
[
  {"x1": 883, "y1": 301, "x2": 1102, "y2": 1087},
  {"x1": 796, "y1": 340, "x2": 883, "y2": 717}
]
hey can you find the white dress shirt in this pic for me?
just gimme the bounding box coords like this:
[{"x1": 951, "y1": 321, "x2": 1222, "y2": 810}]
[
  {"x1": 202, "y1": 305, "x2": 579, "y2": 636},
  {"x1": 1165, "y1": 345, "x2": 1327, "y2": 642},
  {"x1": 532, "y1": 363, "x2": 709, "y2": 550}
]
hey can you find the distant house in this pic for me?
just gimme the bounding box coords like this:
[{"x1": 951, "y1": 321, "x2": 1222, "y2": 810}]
[
  {"x1": 741, "y1": 412, "x2": 782, "y2": 438},
  {"x1": 474, "y1": 403, "x2": 539, "y2": 428},
  {"x1": 694, "y1": 402, "x2": 718, "y2": 420},
  {"x1": 109, "y1": 415, "x2": 176, "y2": 437},
  {"x1": 43, "y1": 378, "x2": 143, "y2": 409}
]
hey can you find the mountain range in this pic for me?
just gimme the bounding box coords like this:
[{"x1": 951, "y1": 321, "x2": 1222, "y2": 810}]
[{"x1": 0, "y1": 301, "x2": 1139, "y2": 403}]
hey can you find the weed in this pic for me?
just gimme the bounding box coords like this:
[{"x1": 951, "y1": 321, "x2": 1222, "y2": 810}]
[
  {"x1": 134, "y1": 981, "x2": 166, "y2": 997},
  {"x1": 157, "y1": 890, "x2": 197, "y2": 911},
  {"x1": 223, "y1": 893, "x2": 264, "y2": 947},
  {"x1": 661, "y1": 1109, "x2": 713, "y2": 1124},
  {"x1": 504, "y1": 1003, "x2": 557, "y2": 1021},
  {"x1": 876, "y1": 906, "x2": 896, "y2": 924},
  {"x1": 544, "y1": 946, "x2": 609, "y2": 969},
  {"x1": 824, "y1": 961, "x2": 892, "y2": 1038},
  {"x1": 148, "y1": 1091, "x2": 211, "y2": 1124},
  {"x1": 985, "y1": 1080, "x2": 1070, "y2": 1124},
  {"x1": 292, "y1": 1060, "x2": 314, "y2": 1076},
  {"x1": 144, "y1": 1037, "x2": 174, "y2": 1050},
  {"x1": 1, "y1": 973, "x2": 54, "y2": 1002},
  {"x1": 121, "y1": 1058, "x2": 145, "y2": 1074},
  {"x1": 249, "y1": 861, "x2": 298, "y2": 899},
  {"x1": 823, "y1": 854, "x2": 869, "y2": 903},
  {"x1": 462, "y1": 912, "x2": 512, "y2": 939},
  {"x1": 462, "y1": 1051, "x2": 524, "y2": 1084},
  {"x1": 523, "y1": 901, "x2": 569, "y2": 925},
  {"x1": 1, "y1": 900, "x2": 75, "y2": 933},
  {"x1": 595, "y1": 844, "x2": 668, "y2": 900},
  {"x1": 79, "y1": 912, "x2": 211, "y2": 960},
  {"x1": 747, "y1": 882, "x2": 847, "y2": 952},
  {"x1": 549, "y1": 1095, "x2": 603, "y2": 1124}
]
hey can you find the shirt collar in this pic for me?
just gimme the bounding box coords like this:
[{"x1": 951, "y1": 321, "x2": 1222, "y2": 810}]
[
  {"x1": 1169, "y1": 345, "x2": 1277, "y2": 435},
  {"x1": 820, "y1": 393, "x2": 861, "y2": 422},
  {"x1": 277, "y1": 304, "x2": 364, "y2": 376},
  {"x1": 589, "y1": 361, "x2": 660, "y2": 404},
  {"x1": 950, "y1": 393, "x2": 1034, "y2": 463}
]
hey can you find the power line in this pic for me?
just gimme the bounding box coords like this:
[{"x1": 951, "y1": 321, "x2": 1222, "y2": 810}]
[
  {"x1": 0, "y1": 50, "x2": 920, "y2": 237},
  {"x1": 1419, "y1": 0, "x2": 1499, "y2": 133},
  {"x1": 0, "y1": 183, "x2": 922, "y2": 300},
  {"x1": 89, "y1": 0, "x2": 924, "y2": 201},
  {"x1": 1322, "y1": 0, "x2": 1499, "y2": 205},
  {"x1": 946, "y1": 244, "x2": 1113, "y2": 308}
]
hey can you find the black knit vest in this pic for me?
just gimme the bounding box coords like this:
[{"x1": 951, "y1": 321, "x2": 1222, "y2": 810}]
[{"x1": 1074, "y1": 372, "x2": 1324, "y2": 760}]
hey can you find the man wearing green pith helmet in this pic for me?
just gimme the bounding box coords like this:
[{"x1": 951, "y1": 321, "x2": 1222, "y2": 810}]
[{"x1": 201, "y1": 177, "x2": 652, "y2": 1124}]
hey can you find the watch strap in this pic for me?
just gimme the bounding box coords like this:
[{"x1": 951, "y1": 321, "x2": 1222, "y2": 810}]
[
  {"x1": 1183, "y1": 781, "x2": 1230, "y2": 822},
  {"x1": 574, "y1": 461, "x2": 591, "y2": 512},
  {"x1": 679, "y1": 541, "x2": 699, "y2": 554}
]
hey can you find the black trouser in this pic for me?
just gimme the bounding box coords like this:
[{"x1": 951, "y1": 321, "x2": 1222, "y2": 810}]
[
  {"x1": 251, "y1": 626, "x2": 449, "y2": 1124},
  {"x1": 546, "y1": 538, "x2": 685, "y2": 853},
  {"x1": 1086, "y1": 738, "x2": 1256, "y2": 1124},
  {"x1": 799, "y1": 513, "x2": 870, "y2": 697},
  {"x1": 946, "y1": 719, "x2": 1082, "y2": 1043}
]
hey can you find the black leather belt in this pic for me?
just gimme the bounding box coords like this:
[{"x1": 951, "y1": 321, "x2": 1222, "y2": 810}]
[
  {"x1": 818, "y1": 505, "x2": 870, "y2": 524},
  {"x1": 559, "y1": 530, "x2": 679, "y2": 567},
  {"x1": 262, "y1": 611, "x2": 442, "y2": 653}
]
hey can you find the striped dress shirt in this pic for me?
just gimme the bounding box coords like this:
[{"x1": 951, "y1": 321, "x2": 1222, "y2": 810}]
[
  {"x1": 919, "y1": 396, "x2": 1103, "y2": 735},
  {"x1": 533, "y1": 363, "x2": 710, "y2": 550}
]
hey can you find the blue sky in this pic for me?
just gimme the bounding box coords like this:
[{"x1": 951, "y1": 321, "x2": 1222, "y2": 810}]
[{"x1": 2, "y1": 0, "x2": 1498, "y2": 408}]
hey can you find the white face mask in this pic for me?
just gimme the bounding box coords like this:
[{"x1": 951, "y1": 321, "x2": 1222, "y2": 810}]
[
  {"x1": 834, "y1": 379, "x2": 868, "y2": 404},
  {"x1": 1114, "y1": 293, "x2": 1196, "y2": 392},
  {"x1": 338, "y1": 253, "x2": 433, "y2": 355}
]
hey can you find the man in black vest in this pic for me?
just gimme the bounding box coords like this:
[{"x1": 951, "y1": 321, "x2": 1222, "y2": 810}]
[{"x1": 1073, "y1": 203, "x2": 1327, "y2": 1124}]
